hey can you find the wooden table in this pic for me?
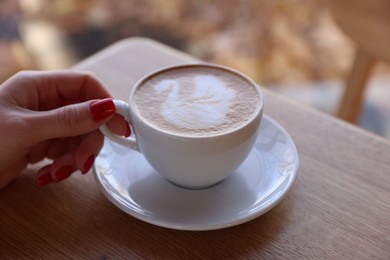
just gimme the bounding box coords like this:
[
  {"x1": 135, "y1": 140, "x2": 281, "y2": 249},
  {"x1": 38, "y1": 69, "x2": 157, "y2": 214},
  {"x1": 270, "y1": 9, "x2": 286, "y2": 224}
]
[{"x1": 2, "y1": 38, "x2": 390, "y2": 259}]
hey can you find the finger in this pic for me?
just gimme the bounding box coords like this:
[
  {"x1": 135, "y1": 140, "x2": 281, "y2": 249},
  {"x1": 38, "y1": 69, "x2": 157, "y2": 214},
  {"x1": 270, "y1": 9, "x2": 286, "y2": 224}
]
[
  {"x1": 28, "y1": 98, "x2": 116, "y2": 142},
  {"x1": 46, "y1": 136, "x2": 82, "y2": 160},
  {"x1": 46, "y1": 139, "x2": 69, "y2": 160},
  {"x1": 74, "y1": 130, "x2": 104, "y2": 174},
  {"x1": 36, "y1": 164, "x2": 53, "y2": 187},
  {"x1": 49, "y1": 153, "x2": 76, "y2": 183},
  {"x1": 27, "y1": 141, "x2": 50, "y2": 164},
  {"x1": 3, "y1": 71, "x2": 111, "y2": 111},
  {"x1": 107, "y1": 114, "x2": 131, "y2": 137}
]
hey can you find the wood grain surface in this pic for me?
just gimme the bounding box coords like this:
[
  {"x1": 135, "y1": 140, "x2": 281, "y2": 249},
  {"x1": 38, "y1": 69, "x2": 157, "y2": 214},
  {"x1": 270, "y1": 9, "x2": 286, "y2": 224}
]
[{"x1": 1, "y1": 38, "x2": 390, "y2": 259}]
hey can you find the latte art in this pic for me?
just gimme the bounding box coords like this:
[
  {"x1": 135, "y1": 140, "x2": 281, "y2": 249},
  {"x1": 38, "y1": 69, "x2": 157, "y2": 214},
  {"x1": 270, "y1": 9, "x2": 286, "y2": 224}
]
[
  {"x1": 133, "y1": 66, "x2": 260, "y2": 137},
  {"x1": 154, "y1": 75, "x2": 236, "y2": 129}
]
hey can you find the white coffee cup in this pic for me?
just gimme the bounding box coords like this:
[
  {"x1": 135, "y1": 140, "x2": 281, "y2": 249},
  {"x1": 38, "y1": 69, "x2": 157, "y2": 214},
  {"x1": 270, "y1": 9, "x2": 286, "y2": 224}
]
[{"x1": 99, "y1": 64, "x2": 263, "y2": 189}]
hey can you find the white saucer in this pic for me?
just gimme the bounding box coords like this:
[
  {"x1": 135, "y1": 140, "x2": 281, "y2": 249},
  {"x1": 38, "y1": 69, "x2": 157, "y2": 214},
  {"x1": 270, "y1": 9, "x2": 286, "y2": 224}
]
[{"x1": 94, "y1": 115, "x2": 299, "y2": 231}]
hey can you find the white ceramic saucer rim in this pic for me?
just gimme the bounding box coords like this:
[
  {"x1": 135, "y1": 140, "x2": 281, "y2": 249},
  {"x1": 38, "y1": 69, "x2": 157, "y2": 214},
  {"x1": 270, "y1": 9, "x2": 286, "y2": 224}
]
[{"x1": 94, "y1": 114, "x2": 299, "y2": 231}]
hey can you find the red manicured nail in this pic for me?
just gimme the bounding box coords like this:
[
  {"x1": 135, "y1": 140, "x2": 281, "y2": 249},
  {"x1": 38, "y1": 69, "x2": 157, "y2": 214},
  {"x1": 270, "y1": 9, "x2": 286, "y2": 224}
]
[
  {"x1": 90, "y1": 98, "x2": 116, "y2": 121},
  {"x1": 54, "y1": 165, "x2": 74, "y2": 182},
  {"x1": 38, "y1": 172, "x2": 53, "y2": 187},
  {"x1": 82, "y1": 154, "x2": 96, "y2": 174},
  {"x1": 125, "y1": 121, "x2": 131, "y2": 138}
]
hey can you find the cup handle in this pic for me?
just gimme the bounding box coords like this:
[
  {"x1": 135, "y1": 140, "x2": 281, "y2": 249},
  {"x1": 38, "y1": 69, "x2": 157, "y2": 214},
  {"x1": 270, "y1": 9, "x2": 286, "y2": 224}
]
[{"x1": 99, "y1": 99, "x2": 140, "y2": 151}]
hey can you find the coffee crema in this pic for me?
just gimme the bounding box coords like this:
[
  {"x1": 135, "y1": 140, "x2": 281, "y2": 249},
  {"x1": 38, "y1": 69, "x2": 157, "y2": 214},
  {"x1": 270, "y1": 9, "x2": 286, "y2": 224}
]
[{"x1": 133, "y1": 66, "x2": 261, "y2": 137}]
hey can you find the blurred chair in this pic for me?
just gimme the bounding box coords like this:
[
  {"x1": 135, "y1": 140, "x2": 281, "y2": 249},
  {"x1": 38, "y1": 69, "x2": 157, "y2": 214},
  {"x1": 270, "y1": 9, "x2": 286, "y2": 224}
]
[{"x1": 328, "y1": 0, "x2": 390, "y2": 123}]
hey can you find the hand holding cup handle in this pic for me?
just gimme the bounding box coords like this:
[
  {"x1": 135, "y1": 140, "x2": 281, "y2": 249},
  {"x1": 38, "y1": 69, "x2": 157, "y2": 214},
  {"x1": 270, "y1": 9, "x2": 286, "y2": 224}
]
[{"x1": 99, "y1": 100, "x2": 139, "y2": 152}]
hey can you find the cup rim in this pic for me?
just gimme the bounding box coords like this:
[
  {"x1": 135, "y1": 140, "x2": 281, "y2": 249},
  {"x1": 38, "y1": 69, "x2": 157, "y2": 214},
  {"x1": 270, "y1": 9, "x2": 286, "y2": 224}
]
[{"x1": 129, "y1": 63, "x2": 264, "y2": 139}]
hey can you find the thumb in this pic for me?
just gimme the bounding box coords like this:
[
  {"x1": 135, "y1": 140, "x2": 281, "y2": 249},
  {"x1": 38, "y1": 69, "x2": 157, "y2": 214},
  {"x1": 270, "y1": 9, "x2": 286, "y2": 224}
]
[{"x1": 30, "y1": 98, "x2": 116, "y2": 141}]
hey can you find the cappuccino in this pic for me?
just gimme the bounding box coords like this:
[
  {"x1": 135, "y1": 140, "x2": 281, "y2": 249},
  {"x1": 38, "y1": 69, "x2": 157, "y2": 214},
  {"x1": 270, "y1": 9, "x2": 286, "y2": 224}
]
[{"x1": 133, "y1": 65, "x2": 261, "y2": 137}]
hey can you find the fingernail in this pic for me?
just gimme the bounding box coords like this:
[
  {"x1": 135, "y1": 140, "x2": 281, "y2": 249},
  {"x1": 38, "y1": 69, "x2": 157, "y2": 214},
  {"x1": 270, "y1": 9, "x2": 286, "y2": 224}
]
[
  {"x1": 125, "y1": 121, "x2": 131, "y2": 137},
  {"x1": 54, "y1": 165, "x2": 74, "y2": 182},
  {"x1": 82, "y1": 154, "x2": 96, "y2": 174},
  {"x1": 90, "y1": 98, "x2": 116, "y2": 121},
  {"x1": 38, "y1": 172, "x2": 53, "y2": 187}
]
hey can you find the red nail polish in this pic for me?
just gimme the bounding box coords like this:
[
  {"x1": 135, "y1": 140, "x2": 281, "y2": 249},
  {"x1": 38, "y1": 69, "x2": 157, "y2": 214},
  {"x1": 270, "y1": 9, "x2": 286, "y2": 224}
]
[
  {"x1": 125, "y1": 121, "x2": 131, "y2": 138},
  {"x1": 54, "y1": 165, "x2": 74, "y2": 182},
  {"x1": 38, "y1": 172, "x2": 53, "y2": 186},
  {"x1": 90, "y1": 98, "x2": 116, "y2": 121},
  {"x1": 82, "y1": 154, "x2": 96, "y2": 174}
]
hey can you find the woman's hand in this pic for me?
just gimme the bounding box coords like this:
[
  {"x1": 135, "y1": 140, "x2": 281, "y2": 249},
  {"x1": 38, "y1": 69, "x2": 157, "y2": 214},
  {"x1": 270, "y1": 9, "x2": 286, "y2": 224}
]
[{"x1": 0, "y1": 70, "x2": 129, "y2": 189}]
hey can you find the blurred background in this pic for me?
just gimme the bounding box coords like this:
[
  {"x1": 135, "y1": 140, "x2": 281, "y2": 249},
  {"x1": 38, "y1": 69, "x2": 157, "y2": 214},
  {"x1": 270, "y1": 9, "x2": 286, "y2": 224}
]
[{"x1": 1, "y1": 0, "x2": 390, "y2": 137}]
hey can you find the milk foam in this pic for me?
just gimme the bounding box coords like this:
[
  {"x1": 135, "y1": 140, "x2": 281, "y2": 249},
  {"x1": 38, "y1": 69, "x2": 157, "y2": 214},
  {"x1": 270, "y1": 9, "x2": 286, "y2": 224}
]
[
  {"x1": 134, "y1": 67, "x2": 260, "y2": 137},
  {"x1": 154, "y1": 75, "x2": 236, "y2": 129}
]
